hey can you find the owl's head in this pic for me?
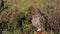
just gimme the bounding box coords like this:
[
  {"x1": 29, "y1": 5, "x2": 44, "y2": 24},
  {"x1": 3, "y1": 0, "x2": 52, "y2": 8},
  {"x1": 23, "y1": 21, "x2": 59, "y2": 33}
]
[{"x1": 31, "y1": 6, "x2": 41, "y2": 18}]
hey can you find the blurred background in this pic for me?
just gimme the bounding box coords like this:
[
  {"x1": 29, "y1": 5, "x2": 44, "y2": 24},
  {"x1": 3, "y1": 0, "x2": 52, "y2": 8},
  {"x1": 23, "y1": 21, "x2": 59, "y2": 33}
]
[{"x1": 0, "y1": 0, "x2": 60, "y2": 34}]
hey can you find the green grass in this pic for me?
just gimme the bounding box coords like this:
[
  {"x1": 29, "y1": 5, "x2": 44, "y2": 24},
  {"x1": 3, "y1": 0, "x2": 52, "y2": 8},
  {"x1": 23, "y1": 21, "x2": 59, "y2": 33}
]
[
  {"x1": 2, "y1": 0, "x2": 60, "y2": 34},
  {"x1": 15, "y1": 0, "x2": 47, "y2": 11}
]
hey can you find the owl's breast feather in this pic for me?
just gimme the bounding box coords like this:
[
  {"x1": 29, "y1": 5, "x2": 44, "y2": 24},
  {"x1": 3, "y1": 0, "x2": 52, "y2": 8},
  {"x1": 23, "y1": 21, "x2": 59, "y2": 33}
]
[{"x1": 32, "y1": 18, "x2": 41, "y2": 27}]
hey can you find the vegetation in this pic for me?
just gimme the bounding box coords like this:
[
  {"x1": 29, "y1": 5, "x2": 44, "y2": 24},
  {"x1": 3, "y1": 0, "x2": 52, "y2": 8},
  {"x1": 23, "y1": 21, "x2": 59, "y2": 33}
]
[{"x1": 0, "y1": 0, "x2": 60, "y2": 34}]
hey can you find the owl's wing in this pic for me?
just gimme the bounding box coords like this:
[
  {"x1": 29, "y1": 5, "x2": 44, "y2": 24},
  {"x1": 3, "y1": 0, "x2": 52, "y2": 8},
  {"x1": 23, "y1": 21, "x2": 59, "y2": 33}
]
[{"x1": 39, "y1": 15, "x2": 46, "y2": 28}]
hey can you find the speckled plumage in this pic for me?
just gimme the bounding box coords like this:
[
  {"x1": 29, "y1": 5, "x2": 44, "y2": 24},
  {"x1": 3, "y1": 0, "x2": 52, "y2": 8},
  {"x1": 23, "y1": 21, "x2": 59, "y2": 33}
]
[{"x1": 32, "y1": 7, "x2": 46, "y2": 31}]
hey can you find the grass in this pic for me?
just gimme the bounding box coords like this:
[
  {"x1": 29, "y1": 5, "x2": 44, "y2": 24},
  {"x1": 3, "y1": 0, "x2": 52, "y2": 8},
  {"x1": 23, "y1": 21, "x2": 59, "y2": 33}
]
[
  {"x1": 15, "y1": 0, "x2": 47, "y2": 11},
  {"x1": 1, "y1": 0, "x2": 60, "y2": 34}
]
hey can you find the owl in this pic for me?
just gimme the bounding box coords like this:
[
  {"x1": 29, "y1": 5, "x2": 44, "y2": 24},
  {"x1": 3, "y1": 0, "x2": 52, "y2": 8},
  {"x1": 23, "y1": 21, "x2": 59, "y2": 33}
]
[{"x1": 31, "y1": 7, "x2": 46, "y2": 32}]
